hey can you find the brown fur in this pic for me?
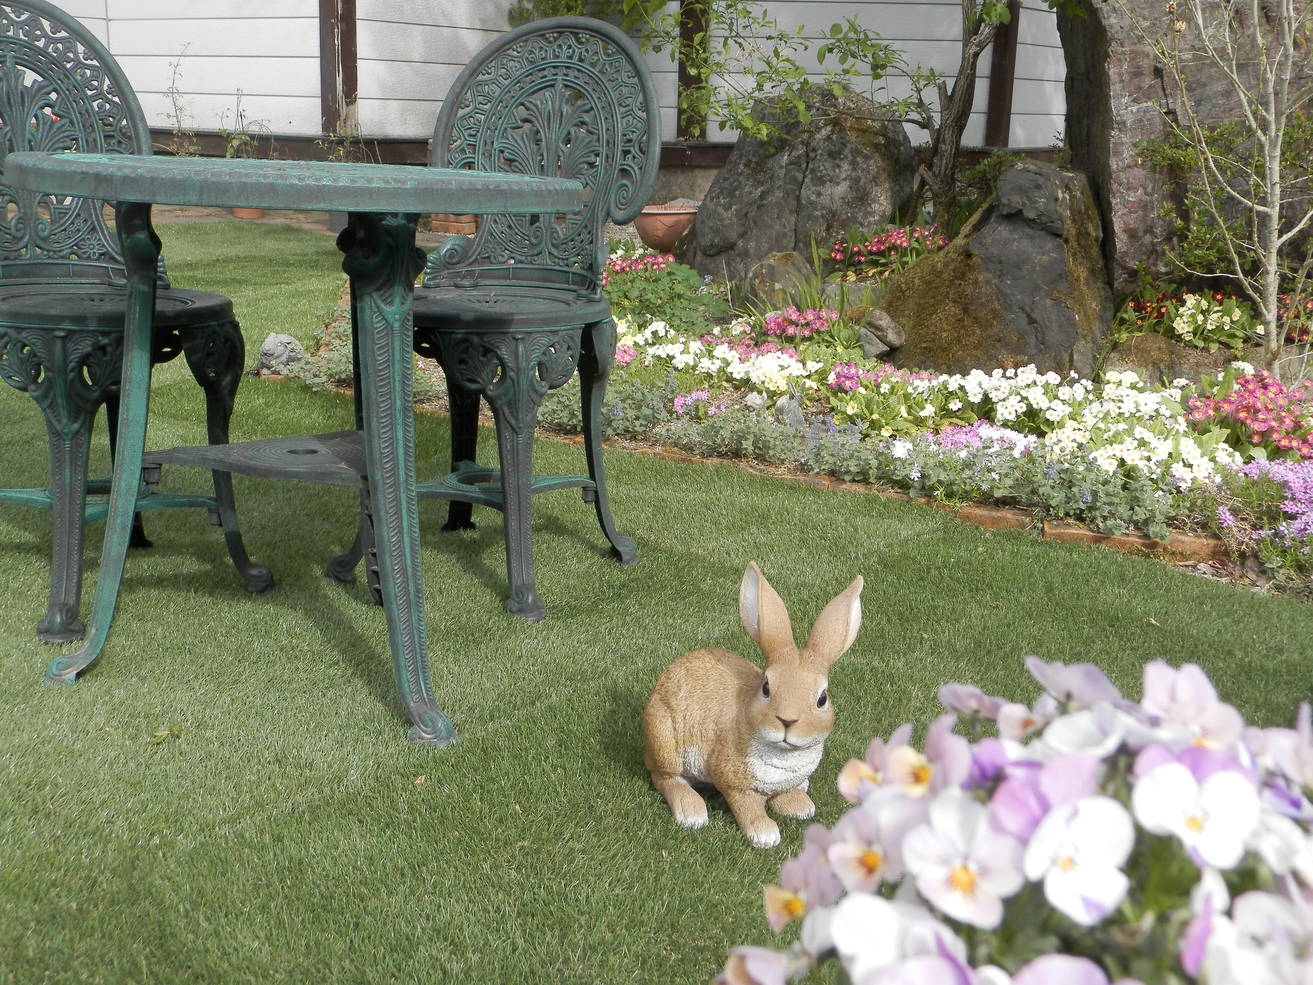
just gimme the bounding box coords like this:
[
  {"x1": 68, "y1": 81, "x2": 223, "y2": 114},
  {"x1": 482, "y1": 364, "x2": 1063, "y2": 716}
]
[{"x1": 643, "y1": 563, "x2": 863, "y2": 848}]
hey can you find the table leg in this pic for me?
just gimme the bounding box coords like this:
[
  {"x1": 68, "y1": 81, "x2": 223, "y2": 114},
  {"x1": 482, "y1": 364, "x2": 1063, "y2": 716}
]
[
  {"x1": 44, "y1": 202, "x2": 159, "y2": 684},
  {"x1": 339, "y1": 212, "x2": 456, "y2": 746}
]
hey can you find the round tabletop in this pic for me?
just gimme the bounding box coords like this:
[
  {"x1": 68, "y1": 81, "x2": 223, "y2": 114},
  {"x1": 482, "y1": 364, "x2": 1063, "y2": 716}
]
[{"x1": 3, "y1": 153, "x2": 584, "y2": 215}]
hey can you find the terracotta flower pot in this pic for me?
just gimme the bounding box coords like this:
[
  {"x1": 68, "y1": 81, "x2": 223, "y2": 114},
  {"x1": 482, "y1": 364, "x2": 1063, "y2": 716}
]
[{"x1": 633, "y1": 203, "x2": 698, "y2": 252}]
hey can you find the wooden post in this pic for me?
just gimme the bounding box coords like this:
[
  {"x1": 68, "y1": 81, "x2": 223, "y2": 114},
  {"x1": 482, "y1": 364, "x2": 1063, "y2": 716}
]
[
  {"x1": 984, "y1": 0, "x2": 1022, "y2": 148},
  {"x1": 319, "y1": 0, "x2": 358, "y2": 137}
]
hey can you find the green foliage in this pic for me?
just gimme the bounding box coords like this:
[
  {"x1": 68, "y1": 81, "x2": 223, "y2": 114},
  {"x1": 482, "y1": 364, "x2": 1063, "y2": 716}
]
[
  {"x1": 506, "y1": 0, "x2": 666, "y2": 33},
  {"x1": 623, "y1": 0, "x2": 903, "y2": 145},
  {"x1": 658, "y1": 406, "x2": 808, "y2": 463},
  {"x1": 539, "y1": 375, "x2": 683, "y2": 437},
  {"x1": 603, "y1": 247, "x2": 729, "y2": 336},
  {"x1": 1139, "y1": 109, "x2": 1313, "y2": 294},
  {"x1": 1110, "y1": 279, "x2": 1264, "y2": 352},
  {"x1": 297, "y1": 294, "x2": 442, "y2": 403}
]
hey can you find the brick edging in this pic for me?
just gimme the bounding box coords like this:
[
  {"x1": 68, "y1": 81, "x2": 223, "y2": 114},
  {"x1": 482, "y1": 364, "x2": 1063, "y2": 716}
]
[{"x1": 606, "y1": 439, "x2": 1229, "y2": 564}]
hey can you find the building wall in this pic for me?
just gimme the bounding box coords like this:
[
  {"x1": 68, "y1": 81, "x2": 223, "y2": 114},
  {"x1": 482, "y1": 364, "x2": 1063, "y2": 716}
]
[
  {"x1": 354, "y1": 0, "x2": 514, "y2": 142},
  {"x1": 673, "y1": 0, "x2": 1065, "y2": 148},
  {"x1": 44, "y1": 0, "x2": 1064, "y2": 150}
]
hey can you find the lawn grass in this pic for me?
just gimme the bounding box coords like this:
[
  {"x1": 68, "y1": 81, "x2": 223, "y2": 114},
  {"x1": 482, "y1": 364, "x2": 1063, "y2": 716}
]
[{"x1": 2, "y1": 221, "x2": 1311, "y2": 985}]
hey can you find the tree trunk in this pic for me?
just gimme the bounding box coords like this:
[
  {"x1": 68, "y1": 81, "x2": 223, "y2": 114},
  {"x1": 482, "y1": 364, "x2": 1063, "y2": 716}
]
[{"x1": 919, "y1": 8, "x2": 1000, "y2": 230}]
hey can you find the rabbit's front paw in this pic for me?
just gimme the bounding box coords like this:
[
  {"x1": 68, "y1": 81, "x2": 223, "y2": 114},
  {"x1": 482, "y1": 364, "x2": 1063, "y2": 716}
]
[
  {"x1": 673, "y1": 800, "x2": 709, "y2": 829},
  {"x1": 654, "y1": 774, "x2": 709, "y2": 829},
  {"x1": 770, "y1": 789, "x2": 816, "y2": 819},
  {"x1": 744, "y1": 818, "x2": 781, "y2": 849}
]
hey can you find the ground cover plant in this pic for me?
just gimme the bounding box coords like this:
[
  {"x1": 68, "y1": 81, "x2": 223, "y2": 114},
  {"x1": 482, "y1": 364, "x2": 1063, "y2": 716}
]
[
  {"x1": 535, "y1": 235, "x2": 1313, "y2": 596},
  {"x1": 2, "y1": 221, "x2": 1312, "y2": 985}
]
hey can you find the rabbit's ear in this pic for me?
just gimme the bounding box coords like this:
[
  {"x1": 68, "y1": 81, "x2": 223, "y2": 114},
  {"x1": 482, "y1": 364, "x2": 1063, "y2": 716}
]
[
  {"x1": 740, "y1": 562, "x2": 796, "y2": 660},
  {"x1": 804, "y1": 575, "x2": 864, "y2": 668}
]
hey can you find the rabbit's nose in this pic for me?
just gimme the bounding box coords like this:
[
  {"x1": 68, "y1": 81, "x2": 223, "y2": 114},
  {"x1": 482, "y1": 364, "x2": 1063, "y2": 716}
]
[{"x1": 777, "y1": 716, "x2": 798, "y2": 730}]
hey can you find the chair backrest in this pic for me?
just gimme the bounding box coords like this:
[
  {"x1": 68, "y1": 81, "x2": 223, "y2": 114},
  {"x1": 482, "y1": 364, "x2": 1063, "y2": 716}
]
[
  {"x1": 0, "y1": 0, "x2": 151, "y2": 285},
  {"x1": 422, "y1": 17, "x2": 661, "y2": 295}
]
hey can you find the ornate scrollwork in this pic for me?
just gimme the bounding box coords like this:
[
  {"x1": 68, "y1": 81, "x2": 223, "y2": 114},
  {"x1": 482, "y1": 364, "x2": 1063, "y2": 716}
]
[
  {"x1": 437, "y1": 327, "x2": 582, "y2": 433},
  {"x1": 424, "y1": 24, "x2": 656, "y2": 288},
  {"x1": 0, "y1": 3, "x2": 145, "y2": 274},
  {"x1": 0, "y1": 324, "x2": 120, "y2": 438}
]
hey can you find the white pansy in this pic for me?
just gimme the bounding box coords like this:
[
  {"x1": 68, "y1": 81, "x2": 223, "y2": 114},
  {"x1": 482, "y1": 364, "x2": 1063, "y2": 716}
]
[{"x1": 1132, "y1": 763, "x2": 1261, "y2": 869}]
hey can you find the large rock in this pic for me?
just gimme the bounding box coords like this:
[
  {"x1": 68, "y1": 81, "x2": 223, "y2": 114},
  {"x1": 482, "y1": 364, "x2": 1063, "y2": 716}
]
[
  {"x1": 880, "y1": 162, "x2": 1112, "y2": 378},
  {"x1": 1058, "y1": 0, "x2": 1313, "y2": 296},
  {"x1": 682, "y1": 84, "x2": 915, "y2": 296}
]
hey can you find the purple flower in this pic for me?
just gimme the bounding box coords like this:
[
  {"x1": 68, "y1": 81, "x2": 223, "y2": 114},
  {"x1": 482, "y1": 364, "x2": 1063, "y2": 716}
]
[
  {"x1": 1012, "y1": 954, "x2": 1139, "y2": 985},
  {"x1": 937, "y1": 683, "x2": 1005, "y2": 719},
  {"x1": 1024, "y1": 655, "x2": 1124, "y2": 709},
  {"x1": 989, "y1": 752, "x2": 1100, "y2": 842}
]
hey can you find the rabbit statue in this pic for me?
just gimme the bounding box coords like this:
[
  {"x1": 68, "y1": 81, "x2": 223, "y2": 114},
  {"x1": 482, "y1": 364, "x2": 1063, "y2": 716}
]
[{"x1": 643, "y1": 562, "x2": 864, "y2": 848}]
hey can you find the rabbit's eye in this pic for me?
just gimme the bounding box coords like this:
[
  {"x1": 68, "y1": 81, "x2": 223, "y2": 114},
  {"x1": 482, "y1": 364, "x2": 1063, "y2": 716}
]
[
  {"x1": 761, "y1": 677, "x2": 771, "y2": 698},
  {"x1": 817, "y1": 689, "x2": 829, "y2": 708}
]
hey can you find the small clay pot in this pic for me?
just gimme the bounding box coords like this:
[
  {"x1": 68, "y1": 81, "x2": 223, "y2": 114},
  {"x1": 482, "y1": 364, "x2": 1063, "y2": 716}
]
[{"x1": 633, "y1": 203, "x2": 698, "y2": 252}]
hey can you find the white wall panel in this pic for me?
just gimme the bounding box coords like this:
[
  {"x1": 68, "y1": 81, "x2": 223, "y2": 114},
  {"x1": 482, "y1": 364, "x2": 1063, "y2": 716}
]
[{"x1": 48, "y1": 0, "x2": 1065, "y2": 148}]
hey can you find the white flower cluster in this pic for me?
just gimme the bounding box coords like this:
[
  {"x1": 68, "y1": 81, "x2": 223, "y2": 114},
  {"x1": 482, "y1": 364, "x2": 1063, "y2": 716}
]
[
  {"x1": 936, "y1": 367, "x2": 1238, "y2": 488},
  {"x1": 1172, "y1": 293, "x2": 1251, "y2": 344},
  {"x1": 617, "y1": 319, "x2": 824, "y2": 395}
]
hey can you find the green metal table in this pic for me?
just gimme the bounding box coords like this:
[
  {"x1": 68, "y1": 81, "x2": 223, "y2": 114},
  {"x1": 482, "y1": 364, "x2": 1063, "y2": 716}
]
[{"x1": 3, "y1": 152, "x2": 584, "y2": 746}]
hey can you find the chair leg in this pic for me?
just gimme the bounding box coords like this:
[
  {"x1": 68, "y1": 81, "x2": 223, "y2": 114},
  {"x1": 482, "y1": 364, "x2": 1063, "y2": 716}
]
[
  {"x1": 580, "y1": 319, "x2": 637, "y2": 565},
  {"x1": 442, "y1": 380, "x2": 480, "y2": 532},
  {"x1": 178, "y1": 320, "x2": 273, "y2": 594},
  {"x1": 483, "y1": 382, "x2": 546, "y2": 622},
  {"x1": 36, "y1": 413, "x2": 94, "y2": 643},
  {"x1": 1, "y1": 327, "x2": 121, "y2": 643}
]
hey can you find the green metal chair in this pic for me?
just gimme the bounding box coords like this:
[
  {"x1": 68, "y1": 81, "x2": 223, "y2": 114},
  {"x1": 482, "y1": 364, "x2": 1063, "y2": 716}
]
[
  {"x1": 404, "y1": 17, "x2": 659, "y2": 621},
  {"x1": 0, "y1": 0, "x2": 269, "y2": 642}
]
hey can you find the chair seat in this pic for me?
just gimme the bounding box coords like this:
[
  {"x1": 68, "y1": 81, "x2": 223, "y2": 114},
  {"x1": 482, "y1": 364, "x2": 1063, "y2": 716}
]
[
  {"x1": 0, "y1": 282, "x2": 235, "y2": 330},
  {"x1": 413, "y1": 285, "x2": 610, "y2": 333}
]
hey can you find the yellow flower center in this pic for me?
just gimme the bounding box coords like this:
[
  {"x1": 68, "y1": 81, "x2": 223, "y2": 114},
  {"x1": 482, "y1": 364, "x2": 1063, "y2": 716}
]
[
  {"x1": 784, "y1": 895, "x2": 806, "y2": 919},
  {"x1": 1185, "y1": 814, "x2": 1205, "y2": 833},
  {"x1": 911, "y1": 763, "x2": 932, "y2": 787},
  {"x1": 859, "y1": 850, "x2": 884, "y2": 876},
  {"x1": 949, "y1": 865, "x2": 977, "y2": 896},
  {"x1": 1057, "y1": 854, "x2": 1077, "y2": 872}
]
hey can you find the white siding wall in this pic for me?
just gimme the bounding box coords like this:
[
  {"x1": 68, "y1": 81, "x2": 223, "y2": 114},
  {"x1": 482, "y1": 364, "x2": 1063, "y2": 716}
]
[
  {"x1": 49, "y1": 0, "x2": 323, "y2": 138},
  {"x1": 355, "y1": 0, "x2": 514, "y2": 140},
  {"x1": 47, "y1": 0, "x2": 108, "y2": 42},
  {"x1": 642, "y1": 0, "x2": 1065, "y2": 148},
  {"x1": 45, "y1": 0, "x2": 1064, "y2": 148}
]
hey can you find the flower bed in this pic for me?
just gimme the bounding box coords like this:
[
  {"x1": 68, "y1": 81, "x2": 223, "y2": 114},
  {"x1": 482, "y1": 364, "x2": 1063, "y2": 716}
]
[
  {"x1": 540, "y1": 244, "x2": 1313, "y2": 596},
  {"x1": 719, "y1": 657, "x2": 1313, "y2": 984}
]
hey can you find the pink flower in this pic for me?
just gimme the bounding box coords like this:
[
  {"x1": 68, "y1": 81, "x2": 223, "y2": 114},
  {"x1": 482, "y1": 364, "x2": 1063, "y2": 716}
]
[{"x1": 838, "y1": 724, "x2": 913, "y2": 803}]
